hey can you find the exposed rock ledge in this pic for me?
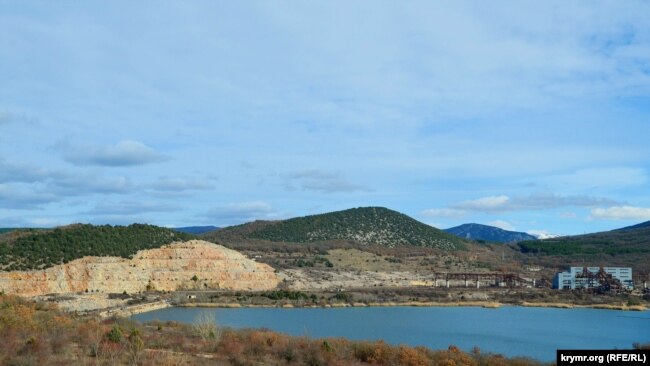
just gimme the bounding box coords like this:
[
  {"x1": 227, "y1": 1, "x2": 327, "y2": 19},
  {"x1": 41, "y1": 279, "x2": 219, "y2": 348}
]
[{"x1": 0, "y1": 240, "x2": 279, "y2": 296}]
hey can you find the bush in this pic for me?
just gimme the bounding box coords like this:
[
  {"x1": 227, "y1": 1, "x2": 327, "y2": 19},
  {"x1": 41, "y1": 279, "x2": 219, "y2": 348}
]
[
  {"x1": 193, "y1": 311, "x2": 220, "y2": 341},
  {"x1": 106, "y1": 325, "x2": 123, "y2": 343},
  {"x1": 627, "y1": 297, "x2": 641, "y2": 306}
]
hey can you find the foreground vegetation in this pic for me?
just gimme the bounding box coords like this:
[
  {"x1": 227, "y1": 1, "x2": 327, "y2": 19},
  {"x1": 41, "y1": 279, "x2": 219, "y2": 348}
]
[
  {"x1": 0, "y1": 224, "x2": 193, "y2": 271},
  {"x1": 207, "y1": 207, "x2": 466, "y2": 251},
  {"x1": 0, "y1": 293, "x2": 567, "y2": 366}
]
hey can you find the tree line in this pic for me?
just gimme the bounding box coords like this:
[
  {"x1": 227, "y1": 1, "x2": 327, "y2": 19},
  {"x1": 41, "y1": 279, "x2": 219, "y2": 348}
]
[{"x1": 0, "y1": 224, "x2": 193, "y2": 271}]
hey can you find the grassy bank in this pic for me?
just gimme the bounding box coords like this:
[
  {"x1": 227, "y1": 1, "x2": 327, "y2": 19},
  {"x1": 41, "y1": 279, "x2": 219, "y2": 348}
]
[
  {"x1": 177, "y1": 300, "x2": 647, "y2": 311},
  {"x1": 0, "y1": 293, "x2": 563, "y2": 366},
  {"x1": 169, "y1": 288, "x2": 649, "y2": 312}
]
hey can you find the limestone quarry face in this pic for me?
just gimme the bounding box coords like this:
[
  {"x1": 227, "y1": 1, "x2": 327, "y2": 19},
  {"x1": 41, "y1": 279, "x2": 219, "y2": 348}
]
[{"x1": 0, "y1": 240, "x2": 279, "y2": 296}]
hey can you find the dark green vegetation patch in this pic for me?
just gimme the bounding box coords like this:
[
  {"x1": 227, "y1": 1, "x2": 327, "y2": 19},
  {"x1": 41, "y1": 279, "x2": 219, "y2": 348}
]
[
  {"x1": 0, "y1": 224, "x2": 193, "y2": 271},
  {"x1": 213, "y1": 207, "x2": 465, "y2": 250},
  {"x1": 518, "y1": 225, "x2": 650, "y2": 256}
]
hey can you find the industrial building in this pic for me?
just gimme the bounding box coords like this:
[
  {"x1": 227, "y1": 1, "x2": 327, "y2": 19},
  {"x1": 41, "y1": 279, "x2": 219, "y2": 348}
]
[{"x1": 553, "y1": 266, "x2": 633, "y2": 290}]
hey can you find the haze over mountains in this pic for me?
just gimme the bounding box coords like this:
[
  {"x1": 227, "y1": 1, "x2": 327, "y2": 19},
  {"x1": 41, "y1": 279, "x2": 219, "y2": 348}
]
[{"x1": 444, "y1": 223, "x2": 537, "y2": 243}]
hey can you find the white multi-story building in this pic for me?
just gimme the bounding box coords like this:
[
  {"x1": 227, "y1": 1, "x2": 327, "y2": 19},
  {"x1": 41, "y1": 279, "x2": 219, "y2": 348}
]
[{"x1": 553, "y1": 266, "x2": 633, "y2": 290}]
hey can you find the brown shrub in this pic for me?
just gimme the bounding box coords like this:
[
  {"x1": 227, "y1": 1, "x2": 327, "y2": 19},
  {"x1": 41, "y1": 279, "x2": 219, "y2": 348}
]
[{"x1": 398, "y1": 345, "x2": 430, "y2": 366}]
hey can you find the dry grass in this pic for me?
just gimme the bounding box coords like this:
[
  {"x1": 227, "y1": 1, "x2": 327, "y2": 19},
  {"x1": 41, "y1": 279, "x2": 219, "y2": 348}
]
[{"x1": 0, "y1": 293, "x2": 553, "y2": 366}]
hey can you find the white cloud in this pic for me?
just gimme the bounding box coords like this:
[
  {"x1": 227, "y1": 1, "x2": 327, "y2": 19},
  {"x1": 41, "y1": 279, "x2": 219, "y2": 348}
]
[
  {"x1": 452, "y1": 192, "x2": 620, "y2": 213},
  {"x1": 488, "y1": 220, "x2": 515, "y2": 231},
  {"x1": 456, "y1": 195, "x2": 510, "y2": 211},
  {"x1": 590, "y1": 206, "x2": 650, "y2": 221},
  {"x1": 59, "y1": 140, "x2": 168, "y2": 167}
]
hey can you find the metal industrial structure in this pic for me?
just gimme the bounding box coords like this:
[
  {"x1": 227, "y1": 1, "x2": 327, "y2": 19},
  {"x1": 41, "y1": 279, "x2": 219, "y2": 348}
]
[
  {"x1": 432, "y1": 272, "x2": 535, "y2": 288},
  {"x1": 553, "y1": 266, "x2": 633, "y2": 291}
]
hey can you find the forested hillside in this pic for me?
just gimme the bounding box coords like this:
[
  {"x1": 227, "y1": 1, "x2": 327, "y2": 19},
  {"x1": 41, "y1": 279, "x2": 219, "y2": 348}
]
[
  {"x1": 207, "y1": 207, "x2": 466, "y2": 250},
  {"x1": 518, "y1": 227, "x2": 650, "y2": 256},
  {"x1": 0, "y1": 224, "x2": 193, "y2": 271},
  {"x1": 517, "y1": 225, "x2": 650, "y2": 272}
]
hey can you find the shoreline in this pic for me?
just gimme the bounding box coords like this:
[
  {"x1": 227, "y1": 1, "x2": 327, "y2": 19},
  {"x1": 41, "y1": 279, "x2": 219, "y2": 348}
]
[
  {"x1": 177, "y1": 300, "x2": 501, "y2": 309},
  {"x1": 173, "y1": 300, "x2": 647, "y2": 312},
  {"x1": 519, "y1": 301, "x2": 647, "y2": 311},
  {"x1": 98, "y1": 300, "x2": 171, "y2": 318}
]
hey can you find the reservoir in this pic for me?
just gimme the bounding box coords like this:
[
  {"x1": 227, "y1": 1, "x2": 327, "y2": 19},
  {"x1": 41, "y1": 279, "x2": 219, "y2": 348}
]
[{"x1": 133, "y1": 306, "x2": 650, "y2": 361}]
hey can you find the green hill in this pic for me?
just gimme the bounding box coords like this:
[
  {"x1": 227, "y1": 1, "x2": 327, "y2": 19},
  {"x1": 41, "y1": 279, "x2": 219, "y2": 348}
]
[
  {"x1": 517, "y1": 225, "x2": 650, "y2": 272},
  {"x1": 206, "y1": 207, "x2": 466, "y2": 250},
  {"x1": 518, "y1": 227, "x2": 650, "y2": 256},
  {"x1": 0, "y1": 224, "x2": 193, "y2": 271}
]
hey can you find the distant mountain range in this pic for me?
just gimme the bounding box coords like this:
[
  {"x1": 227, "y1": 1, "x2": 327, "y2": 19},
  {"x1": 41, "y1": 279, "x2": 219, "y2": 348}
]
[
  {"x1": 204, "y1": 207, "x2": 466, "y2": 250},
  {"x1": 444, "y1": 223, "x2": 537, "y2": 243},
  {"x1": 173, "y1": 226, "x2": 220, "y2": 235}
]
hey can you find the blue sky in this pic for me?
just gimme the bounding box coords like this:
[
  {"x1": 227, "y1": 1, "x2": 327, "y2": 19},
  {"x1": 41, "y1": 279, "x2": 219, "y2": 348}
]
[{"x1": 1, "y1": 1, "x2": 650, "y2": 236}]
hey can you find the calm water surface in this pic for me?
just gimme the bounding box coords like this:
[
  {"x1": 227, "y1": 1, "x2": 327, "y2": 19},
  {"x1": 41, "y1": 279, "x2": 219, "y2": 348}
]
[{"x1": 132, "y1": 306, "x2": 650, "y2": 361}]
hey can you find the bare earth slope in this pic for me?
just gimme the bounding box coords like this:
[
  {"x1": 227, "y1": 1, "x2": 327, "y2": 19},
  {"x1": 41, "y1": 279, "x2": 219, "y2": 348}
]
[{"x1": 0, "y1": 240, "x2": 279, "y2": 296}]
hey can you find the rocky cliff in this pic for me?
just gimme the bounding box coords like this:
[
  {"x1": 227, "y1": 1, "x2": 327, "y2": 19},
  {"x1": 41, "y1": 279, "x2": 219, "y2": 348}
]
[{"x1": 0, "y1": 240, "x2": 279, "y2": 296}]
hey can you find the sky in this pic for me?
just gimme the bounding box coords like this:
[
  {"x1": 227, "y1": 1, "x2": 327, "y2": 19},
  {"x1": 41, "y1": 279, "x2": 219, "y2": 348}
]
[{"x1": 1, "y1": 1, "x2": 650, "y2": 237}]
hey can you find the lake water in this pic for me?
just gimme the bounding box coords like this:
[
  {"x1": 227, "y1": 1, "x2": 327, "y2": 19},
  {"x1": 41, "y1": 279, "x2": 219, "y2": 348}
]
[{"x1": 132, "y1": 306, "x2": 650, "y2": 361}]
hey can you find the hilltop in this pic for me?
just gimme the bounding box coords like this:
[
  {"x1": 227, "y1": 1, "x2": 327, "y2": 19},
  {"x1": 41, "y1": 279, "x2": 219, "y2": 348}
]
[
  {"x1": 205, "y1": 207, "x2": 466, "y2": 250},
  {"x1": 445, "y1": 223, "x2": 537, "y2": 243},
  {"x1": 0, "y1": 223, "x2": 193, "y2": 271},
  {"x1": 517, "y1": 222, "x2": 650, "y2": 272}
]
